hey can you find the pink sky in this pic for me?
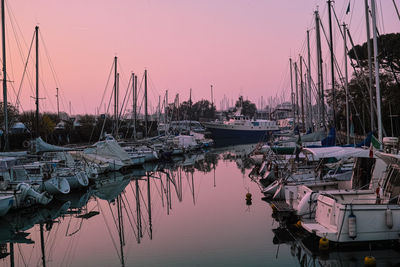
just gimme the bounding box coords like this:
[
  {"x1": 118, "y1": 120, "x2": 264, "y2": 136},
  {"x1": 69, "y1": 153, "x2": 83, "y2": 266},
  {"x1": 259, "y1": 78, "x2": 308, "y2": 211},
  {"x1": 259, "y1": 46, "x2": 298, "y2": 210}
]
[{"x1": 4, "y1": 0, "x2": 400, "y2": 115}]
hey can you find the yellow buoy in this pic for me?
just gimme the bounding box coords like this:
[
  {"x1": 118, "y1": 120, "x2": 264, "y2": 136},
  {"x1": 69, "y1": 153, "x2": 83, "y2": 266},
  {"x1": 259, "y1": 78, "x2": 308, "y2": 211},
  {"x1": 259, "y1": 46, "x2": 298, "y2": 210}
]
[
  {"x1": 318, "y1": 237, "x2": 329, "y2": 251},
  {"x1": 295, "y1": 220, "x2": 302, "y2": 228},
  {"x1": 364, "y1": 256, "x2": 376, "y2": 266},
  {"x1": 246, "y1": 192, "x2": 252, "y2": 200}
]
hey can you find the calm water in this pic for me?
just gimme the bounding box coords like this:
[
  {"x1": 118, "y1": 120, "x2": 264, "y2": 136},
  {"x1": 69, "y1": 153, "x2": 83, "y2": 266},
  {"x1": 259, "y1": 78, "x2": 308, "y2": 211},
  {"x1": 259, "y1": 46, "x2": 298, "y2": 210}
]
[{"x1": 1, "y1": 144, "x2": 400, "y2": 267}]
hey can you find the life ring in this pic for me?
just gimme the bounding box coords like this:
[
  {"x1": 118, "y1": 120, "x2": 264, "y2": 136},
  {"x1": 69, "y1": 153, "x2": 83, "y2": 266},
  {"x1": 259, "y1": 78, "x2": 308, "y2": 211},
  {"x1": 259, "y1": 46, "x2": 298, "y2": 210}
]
[{"x1": 22, "y1": 140, "x2": 30, "y2": 148}]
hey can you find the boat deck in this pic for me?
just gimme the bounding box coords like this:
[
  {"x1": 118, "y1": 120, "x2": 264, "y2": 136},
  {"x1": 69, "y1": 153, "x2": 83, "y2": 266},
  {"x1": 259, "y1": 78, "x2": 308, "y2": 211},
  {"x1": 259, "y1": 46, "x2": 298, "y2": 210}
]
[
  {"x1": 270, "y1": 200, "x2": 295, "y2": 213},
  {"x1": 301, "y1": 222, "x2": 337, "y2": 236}
]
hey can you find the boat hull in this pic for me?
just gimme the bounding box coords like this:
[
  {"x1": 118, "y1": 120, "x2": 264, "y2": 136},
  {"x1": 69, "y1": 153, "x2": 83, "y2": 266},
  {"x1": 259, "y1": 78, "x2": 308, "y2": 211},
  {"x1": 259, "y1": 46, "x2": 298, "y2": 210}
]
[
  {"x1": 302, "y1": 196, "x2": 400, "y2": 243},
  {"x1": 205, "y1": 126, "x2": 273, "y2": 145},
  {"x1": 65, "y1": 171, "x2": 89, "y2": 189},
  {"x1": 0, "y1": 195, "x2": 13, "y2": 217}
]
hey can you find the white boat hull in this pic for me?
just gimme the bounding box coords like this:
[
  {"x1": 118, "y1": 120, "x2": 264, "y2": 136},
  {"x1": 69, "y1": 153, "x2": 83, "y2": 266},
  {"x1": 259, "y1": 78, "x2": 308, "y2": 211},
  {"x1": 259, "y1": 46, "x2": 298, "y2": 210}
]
[{"x1": 302, "y1": 195, "x2": 400, "y2": 243}]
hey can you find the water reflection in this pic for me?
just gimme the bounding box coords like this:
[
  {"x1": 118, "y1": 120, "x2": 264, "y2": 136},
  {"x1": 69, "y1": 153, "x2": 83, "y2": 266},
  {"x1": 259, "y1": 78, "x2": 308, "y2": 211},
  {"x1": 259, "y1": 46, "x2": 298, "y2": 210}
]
[
  {"x1": 0, "y1": 147, "x2": 256, "y2": 267},
  {"x1": 4, "y1": 144, "x2": 391, "y2": 266},
  {"x1": 269, "y1": 208, "x2": 400, "y2": 266}
]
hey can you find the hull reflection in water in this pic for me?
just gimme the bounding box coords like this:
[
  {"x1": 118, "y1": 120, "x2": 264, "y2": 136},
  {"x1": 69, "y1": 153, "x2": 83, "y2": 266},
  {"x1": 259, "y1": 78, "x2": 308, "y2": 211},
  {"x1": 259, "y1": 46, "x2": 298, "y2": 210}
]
[
  {"x1": 271, "y1": 223, "x2": 400, "y2": 266},
  {"x1": 0, "y1": 145, "x2": 339, "y2": 266}
]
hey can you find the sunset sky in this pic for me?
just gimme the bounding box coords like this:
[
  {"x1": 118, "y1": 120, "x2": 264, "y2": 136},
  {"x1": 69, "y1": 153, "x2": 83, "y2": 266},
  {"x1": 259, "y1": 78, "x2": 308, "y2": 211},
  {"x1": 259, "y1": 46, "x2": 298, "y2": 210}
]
[{"x1": 4, "y1": 0, "x2": 400, "y2": 115}]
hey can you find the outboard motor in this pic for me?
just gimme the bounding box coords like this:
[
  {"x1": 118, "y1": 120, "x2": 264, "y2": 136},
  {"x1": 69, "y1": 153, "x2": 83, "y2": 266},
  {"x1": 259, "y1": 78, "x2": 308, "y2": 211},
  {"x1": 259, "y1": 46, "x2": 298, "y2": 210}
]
[{"x1": 17, "y1": 183, "x2": 53, "y2": 205}]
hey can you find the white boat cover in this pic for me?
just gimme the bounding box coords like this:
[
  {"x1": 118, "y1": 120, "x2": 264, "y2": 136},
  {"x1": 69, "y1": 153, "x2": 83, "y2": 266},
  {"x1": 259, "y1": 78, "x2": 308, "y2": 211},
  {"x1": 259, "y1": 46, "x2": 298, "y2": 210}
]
[
  {"x1": 173, "y1": 135, "x2": 198, "y2": 149},
  {"x1": 34, "y1": 137, "x2": 72, "y2": 153},
  {"x1": 86, "y1": 140, "x2": 131, "y2": 162},
  {"x1": 302, "y1": 146, "x2": 373, "y2": 161}
]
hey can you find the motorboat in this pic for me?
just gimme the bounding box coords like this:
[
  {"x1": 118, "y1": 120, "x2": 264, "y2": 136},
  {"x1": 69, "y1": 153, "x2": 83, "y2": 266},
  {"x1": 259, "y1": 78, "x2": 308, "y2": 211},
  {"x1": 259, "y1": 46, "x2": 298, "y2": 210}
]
[{"x1": 301, "y1": 152, "x2": 400, "y2": 243}]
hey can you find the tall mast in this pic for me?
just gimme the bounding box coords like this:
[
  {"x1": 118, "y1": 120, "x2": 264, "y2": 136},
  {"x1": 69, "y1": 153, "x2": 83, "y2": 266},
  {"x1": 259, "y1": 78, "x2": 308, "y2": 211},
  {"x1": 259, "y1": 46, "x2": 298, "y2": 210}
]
[
  {"x1": 299, "y1": 55, "x2": 305, "y2": 130},
  {"x1": 147, "y1": 174, "x2": 153, "y2": 240},
  {"x1": 132, "y1": 72, "x2": 136, "y2": 140},
  {"x1": 35, "y1": 26, "x2": 39, "y2": 138},
  {"x1": 40, "y1": 223, "x2": 46, "y2": 267},
  {"x1": 343, "y1": 23, "x2": 350, "y2": 144},
  {"x1": 113, "y1": 56, "x2": 117, "y2": 136},
  {"x1": 56, "y1": 87, "x2": 59, "y2": 119},
  {"x1": 294, "y1": 62, "x2": 299, "y2": 127},
  {"x1": 189, "y1": 88, "x2": 192, "y2": 130},
  {"x1": 158, "y1": 95, "x2": 161, "y2": 134},
  {"x1": 289, "y1": 58, "x2": 295, "y2": 126},
  {"x1": 9, "y1": 243, "x2": 14, "y2": 267},
  {"x1": 371, "y1": 0, "x2": 382, "y2": 144},
  {"x1": 210, "y1": 85, "x2": 213, "y2": 110},
  {"x1": 1, "y1": 0, "x2": 8, "y2": 150},
  {"x1": 315, "y1": 10, "x2": 325, "y2": 129},
  {"x1": 144, "y1": 69, "x2": 148, "y2": 138},
  {"x1": 116, "y1": 73, "x2": 119, "y2": 137},
  {"x1": 327, "y1": 0, "x2": 336, "y2": 127},
  {"x1": 307, "y1": 30, "x2": 313, "y2": 131},
  {"x1": 365, "y1": 0, "x2": 374, "y2": 132},
  {"x1": 165, "y1": 90, "x2": 168, "y2": 125}
]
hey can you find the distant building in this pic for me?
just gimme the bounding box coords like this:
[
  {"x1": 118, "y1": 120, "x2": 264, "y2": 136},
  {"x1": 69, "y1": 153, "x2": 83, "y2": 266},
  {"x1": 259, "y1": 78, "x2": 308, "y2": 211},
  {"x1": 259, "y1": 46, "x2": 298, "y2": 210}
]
[
  {"x1": 255, "y1": 109, "x2": 270, "y2": 120},
  {"x1": 271, "y1": 102, "x2": 293, "y2": 120}
]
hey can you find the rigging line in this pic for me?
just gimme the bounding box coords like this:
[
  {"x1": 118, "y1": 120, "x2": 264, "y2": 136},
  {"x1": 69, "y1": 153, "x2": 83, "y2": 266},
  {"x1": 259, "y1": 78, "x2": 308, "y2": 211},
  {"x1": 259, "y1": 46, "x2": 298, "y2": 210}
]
[
  {"x1": 39, "y1": 31, "x2": 61, "y2": 88},
  {"x1": 47, "y1": 223, "x2": 62, "y2": 262},
  {"x1": 98, "y1": 60, "x2": 115, "y2": 114},
  {"x1": 394, "y1": 0, "x2": 400, "y2": 21},
  {"x1": 39, "y1": 30, "x2": 68, "y2": 113},
  {"x1": 68, "y1": 229, "x2": 84, "y2": 267},
  {"x1": 39, "y1": 78, "x2": 57, "y2": 112},
  {"x1": 108, "y1": 201, "x2": 120, "y2": 234},
  {"x1": 98, "y1": 80, "x2": 114, "y2": 140},
  {"x1": 96, "y1": 198, "x2": 121, "y2": 260},
  {"x1": 117, "y1": 74, "x2": 132, "y2": 129},
  {"x1": 121, "y1": 192, "x2": 139, "y2": 239},
  {"x1": 136, "y1": 183, "x2": 151, "y2": 237},
  {"x1": 16, "y1": 244, "x2": 28, "y2": 267},
  {"x1": 15, "y1": 30, "x2": 35, "y2": 110},
  {"x1": 6, "y1": 1, "x2": 36, "y2": 103}
]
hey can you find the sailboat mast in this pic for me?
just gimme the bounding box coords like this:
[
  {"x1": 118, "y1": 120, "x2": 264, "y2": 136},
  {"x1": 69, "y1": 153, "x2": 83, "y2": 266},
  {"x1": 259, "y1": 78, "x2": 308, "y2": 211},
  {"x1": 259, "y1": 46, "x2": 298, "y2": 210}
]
[
  {"x1": 299, "y1": 55, "x2": 305, "y2": 130},
  {"x1": 294, "y1": 62, "x2": 299, "y2": 126},
  {"x1": 40, "y1": 223, "x2": 46, "y2": 267},
  {"x1": 289, "y1": 58, "x2": 295, "y2": 125},
  {"x1": 131, "y1": 72, "x2": 136, "y2": 139},
  {"x1": 147, "y1": 174, "x2": 153, "y2": 240},
  {"x1": 189, "y1": 88, "x2": 192, "y2": 131},
  {"x1": 56, "y1": 87, "x2": 60, "y2": 119},
  {"x1": 371, "y1": 0, "x2": 382, "y2": 144},
  {"x1": 113, "y1": 56, "x2": 118, "y2": 136},
  {"x1": 116, "y1": 73, "x2": 119, "y2": 136},
  {"x1": 210, "y1": 85, "x2": 213, "y2": 110},
  {"x1": 134, "y1": 74, "x2": 137, "y2": 139},
  {"x1": 327, "y1": 0, "x2": 336, "y2": 127},
  {"x1": 35, "y1": 26, "x2": 39, "y2": 138},
  {"x1": 365, "y1": 0, "x2": 374, "y2": 132},
  {"x1": 9, "y1": 243, "x2": 14, "y2": 267},
  {"x1": 1, "y1": 0, "x2": 8, "y2": 150},
  {"x1": 144, "y1": 69, "x2": 148, "y2": 138},
  {"x1": 343, "y1": 23, "x2": 350, "y2": 144},
  {"x1": 315, "y1": 10, "x2": 325, "y2": 129},
  {"x1": 115, "y1": 195, "x2": 125, "y2": 266},
  {"x1": 307, "y1": 30, "x2": 313, "y2": 131},
  {"x1": 165, "y1": 90, "x2": 168, "y2": 125}
]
